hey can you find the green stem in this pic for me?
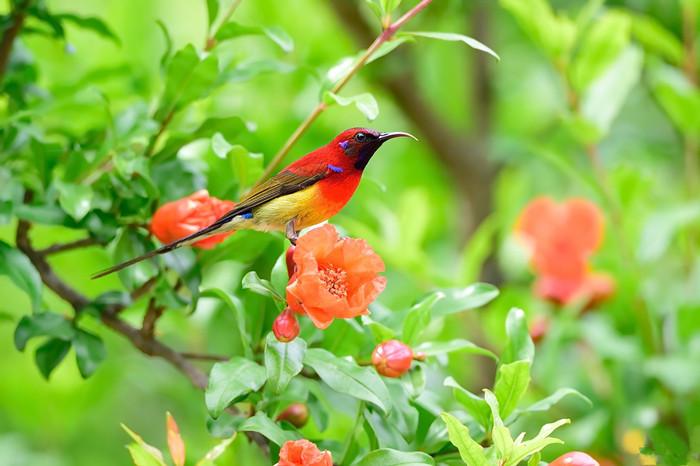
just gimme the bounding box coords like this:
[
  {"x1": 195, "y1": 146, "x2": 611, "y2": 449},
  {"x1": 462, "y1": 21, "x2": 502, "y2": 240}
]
[
  {"x1": 253, "y1": 0, "x2": 434, "y2": 186},
  {"x1": 339, "y1": 401, "x2": 365, "y2": 466}
]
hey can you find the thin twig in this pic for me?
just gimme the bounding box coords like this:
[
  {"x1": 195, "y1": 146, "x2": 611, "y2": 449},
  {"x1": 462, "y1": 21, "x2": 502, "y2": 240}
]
[
  {"x1": 141, "y1": 297, "x2": 165, "y2": 339},
  {"x1": 37, "y1": 237, "x2": 100, "y2": 255},
  {"x1": 255, "y1": 0, "x2": 434, "y2": 184},
  {"x1": 0, "y1": 0, "x2": 31, "y2": 81},
  {"x1": 181, "y1": 352, "x2": 229, "y2": 362},
  {"x1": 205, "y1": 0, "x2": 243, "y2": 51}
]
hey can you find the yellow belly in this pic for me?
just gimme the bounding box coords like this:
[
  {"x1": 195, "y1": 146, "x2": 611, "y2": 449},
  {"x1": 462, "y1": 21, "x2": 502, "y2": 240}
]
[{"x1": 239, "y1": 184, "x2": 337, "y2": 232}]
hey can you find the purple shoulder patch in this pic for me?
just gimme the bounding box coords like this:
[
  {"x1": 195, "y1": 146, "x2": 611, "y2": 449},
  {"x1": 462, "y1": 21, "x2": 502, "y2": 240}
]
[{"x1": 328, "y1": 164, "x2": 344, "y2": 173}]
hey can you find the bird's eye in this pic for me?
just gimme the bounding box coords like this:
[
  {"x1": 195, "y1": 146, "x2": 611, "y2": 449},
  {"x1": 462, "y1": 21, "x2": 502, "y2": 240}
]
[{"x1": 354, "y1": 132, "x2": 367, "y2": 142}]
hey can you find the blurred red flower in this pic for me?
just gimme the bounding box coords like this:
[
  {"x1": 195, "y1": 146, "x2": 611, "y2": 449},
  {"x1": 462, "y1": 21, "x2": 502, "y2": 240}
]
[
  {"x1": 516, "y1": 197, "x2": 614, "y2": 306},
  {"x1": 286, "y1": 224, "x2": 386, "y2": 329},
  {"x1": 372, "y1": 339, "x2": 414, "y2": 377},
  {"x1": 278, "y1": 439, "x2": 332, "y2": 466},
  {"x1": 549, "y1": 452, "x2": 600, "y2": 466},
  {"x1": 150, "y1": 190, "x2": 235, "y2": 249}
]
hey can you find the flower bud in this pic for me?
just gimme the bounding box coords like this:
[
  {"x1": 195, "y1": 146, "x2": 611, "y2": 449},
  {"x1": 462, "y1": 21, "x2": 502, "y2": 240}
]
[
  {"x1": 372, "y1": 339, "x2": 413, "y2": 378},
  {"x1": 276, "y1": 403, "x2": 309, "y2": 428},
  {"x1": 273, "y1": 308, "x2": 300, "y2": 342},
  {"x1": 286, "y1": 245, "x2": 296, "y2": 279},
  {"x1": 549, "y1": 452, "x2": 600, "y2": 466}
]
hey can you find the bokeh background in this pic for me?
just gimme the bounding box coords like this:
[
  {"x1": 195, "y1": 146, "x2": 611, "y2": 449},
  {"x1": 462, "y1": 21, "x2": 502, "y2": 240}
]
[{"x1": 1, "y1": 0, "x2": 698, "y2": 465}]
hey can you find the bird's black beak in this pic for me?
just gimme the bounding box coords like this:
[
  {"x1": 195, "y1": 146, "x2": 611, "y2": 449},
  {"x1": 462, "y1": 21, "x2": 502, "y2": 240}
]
[{"x1": 378, "y1": 131, "x2": 418, "y2": 142}]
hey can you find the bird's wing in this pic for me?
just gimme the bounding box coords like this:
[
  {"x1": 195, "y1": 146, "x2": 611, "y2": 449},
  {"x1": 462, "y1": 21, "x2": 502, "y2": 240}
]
[{"x1": 202, "y1": 169, "x2": 328, "y2": 231}]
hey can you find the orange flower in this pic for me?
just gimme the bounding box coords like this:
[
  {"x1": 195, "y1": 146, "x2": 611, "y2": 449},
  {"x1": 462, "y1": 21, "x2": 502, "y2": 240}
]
[
  {"x1": 278, "y1": 439, "x2": 332, "y2": 466},
  {"x1": 150, "y1": 190, "x2": 235, "y2": 249},
  {"x1": 515, "y1": 197, "x2": 613, "y2": 306},
  {"x1": 286, "y1": 224, "x2": 386, "y2": 329}
]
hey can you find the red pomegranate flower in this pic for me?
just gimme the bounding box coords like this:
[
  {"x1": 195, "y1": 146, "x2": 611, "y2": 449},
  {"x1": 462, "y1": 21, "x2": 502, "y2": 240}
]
[
  {"x1": 278, "y1": 439, "x2": 332, "y2": 466},
  {"x1": 372, "y1": 340, "x2": 414, "y2": 378},
  {"x1": 150, "y1": 190, "x2": 235, "y2": 249},
  {"x1": 549, "y1": 452, "x2": 600, "y2": 466},
  {"x1": 286, "y1": 225, "x2": 386, "y2": 329},
  {"x1": 273, "y1": 308, "x2": 301, "y2": 342},
  {"x1": 515, "y1": 197, "x2": 614, "y2": 306}
]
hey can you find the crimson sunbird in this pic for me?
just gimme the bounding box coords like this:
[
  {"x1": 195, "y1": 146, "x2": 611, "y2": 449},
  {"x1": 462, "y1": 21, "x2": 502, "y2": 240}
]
[{"x1": 92, "y1": 128, "x2": 415, "y2": 278}]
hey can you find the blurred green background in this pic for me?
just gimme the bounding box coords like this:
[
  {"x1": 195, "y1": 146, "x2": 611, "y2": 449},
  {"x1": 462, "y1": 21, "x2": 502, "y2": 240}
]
[{"x1": 1, "y1": 0, "x2": 698, "y2": 465}]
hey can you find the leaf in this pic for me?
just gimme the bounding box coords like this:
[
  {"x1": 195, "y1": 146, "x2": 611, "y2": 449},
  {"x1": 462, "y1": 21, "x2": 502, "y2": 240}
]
[
  {"x1": 215, "y1": 22, "x2": 294, "y2": 52},
  {"x1": 630, "y1": 14, "x2": 684, "y2": 65},
  {"x1": 353, "y1": 448, "x2": 435, "y2": 466},
  {"x1": 166, "y1": 413, "x2": 186, "y2": 466},
  {"x1": 0, "y1": 241, "x2": 42, "y2": 312},
  {"x1": 73, "y1": 329, "x2": 106, "y2": 378},
  {"x1": 504, "y1": 419, "x2": 570, "y2": 466},
  {"x1": 227, "y1": 144, "x2": 264, "y2": 191},
  {"x1": 484, "y1": 390, "x2": 514, "y2": 461},
  {"x1": 444, "y1": 377, "x2": 490, "y2": 428},
  {"x1": 122, "y1": 424, "x2": 167, "y2": 466},
  {"x1": 264, "y1": 332, "x2": 306, "y2": 394},
  {"x1": 429, "y1": 284, "x2": 499, "y2": 317},
  {"x1": 242, "y1": 271, "x2": 285, "y2": 303},
  {"x1": 570, "y1": 10, "x2": 631, "y2": 91},
  {"x1": 648, "y1": 62, "x2": 700, "y2": 135},
  {"x1": 440, "y1": 413, "x2": 488, "y2": 466},
  {"x1": 502, "y1": 308, "x2": 534, "y2": 364},
  {"x1": 199, "y1": 288, "x2": 252, "y2": 359},
  {"x1": 362, "y1": 315, "x2": 396, "y2": 342},
  {"x1": 35, "y1": 338, "x2": 71, "y2": 380},
  {"x1": 580, "y1": 46, "x2": 643, "y2": 138},
  {"x1": 415, "y1": 339, "x2": 497, "y2": 360},
  {"x1": 238, "y1": 412, "x2": 299, "y2": 446},
  {"x1": 14, "y1": 313, "x2": 74, "y2": 351},
  {"x1": 368, "y1": 35, "x2": 414, "y2": 63},
  {"x1": 405, "y1": 31, "x2": 499, "y2": 60},
  {"x1": 56, "y1": 14, "x2": 120, "y2": 45},
  {"x1": 638, "y1": 203, "x2": 700, "y2": 263},
  {"x1": 196, "y1": 434, "x2": 237, "y2": 466},
  {"x1": 520, "y1": 388, "x2": 592, "y2": 415},
  {"x1": 205, "y1": 358, "x2": 267, "y2": 418},
  {"x1": 323, "y1": 91, "x2": 379, "y2": 121},
  {"x1": 403, "y1": 292, "x2": 443, "y2": 345},
  {"x1": 113, "y1": 228, "x2": 158, "y2": 290},
  {"x1": 206, "y1": 0, "x2": 220, "y2": 28},
  {"x1": 494, "y1": 360, "x2": 531, "y2": 419},
  {"x1": 304, "y1": 348, "x2": 392, "y2": 414}
]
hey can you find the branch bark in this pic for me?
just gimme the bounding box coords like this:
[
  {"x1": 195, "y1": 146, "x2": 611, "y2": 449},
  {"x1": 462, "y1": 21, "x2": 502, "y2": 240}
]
[
  {"x1": 0, "y1": 0, "x2": 31, "y2": 81},
  {"x1": 37, "y1": 237, "x2": 100, "y2": 255}
]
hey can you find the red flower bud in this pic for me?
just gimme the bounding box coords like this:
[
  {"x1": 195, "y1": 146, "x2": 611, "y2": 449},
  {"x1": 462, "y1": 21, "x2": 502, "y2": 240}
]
[
  {"x1": 372, "y1": 339, "x2": 413, "y2": 378},
  {"x1": 286, "y1": 245, "x2": 296, "y2": 279},
  {"x1": 273, "y1": 308, "x2": 300, "y2": 342},
  {"x1": 529, "y1": 315, "x2": 550, "y2": 344},
  {"x1": 549, "y1": 452, "x2": 600, "y2": 466},
  {"x1": 276, "y1": 403, "x2": 309, "y2": 428}
]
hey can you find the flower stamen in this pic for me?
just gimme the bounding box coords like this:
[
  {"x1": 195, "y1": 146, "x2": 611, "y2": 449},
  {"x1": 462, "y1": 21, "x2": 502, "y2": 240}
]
[{"x1": 319, "y1": 265, "x2": 347, "y2": 298}]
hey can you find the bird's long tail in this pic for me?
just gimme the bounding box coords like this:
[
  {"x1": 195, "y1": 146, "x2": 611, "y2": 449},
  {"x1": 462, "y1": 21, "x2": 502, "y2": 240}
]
[{"x1": 91, "y1": 221, "x2": 231, "y2": 279}]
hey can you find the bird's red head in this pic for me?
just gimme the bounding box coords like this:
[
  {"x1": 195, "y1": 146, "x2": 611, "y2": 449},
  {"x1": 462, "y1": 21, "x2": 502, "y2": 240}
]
[{"x1": 329, "y1": 128, "x2": 416, "y2": 171}]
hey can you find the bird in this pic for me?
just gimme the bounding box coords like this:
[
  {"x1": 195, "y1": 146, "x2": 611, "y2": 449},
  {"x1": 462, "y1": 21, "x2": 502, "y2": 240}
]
[{"x1": 92, "y1": 127, "x2": 415, "y2": 279}]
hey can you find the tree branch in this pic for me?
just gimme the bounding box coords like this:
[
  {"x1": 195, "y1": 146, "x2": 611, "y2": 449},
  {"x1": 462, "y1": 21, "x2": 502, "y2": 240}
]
[
  {"x1": 0, "y1": 0, "x2": 31, "y2": 81},
  {"x1": 37, "y1": 237, "x2": 100, "y2": 255}
]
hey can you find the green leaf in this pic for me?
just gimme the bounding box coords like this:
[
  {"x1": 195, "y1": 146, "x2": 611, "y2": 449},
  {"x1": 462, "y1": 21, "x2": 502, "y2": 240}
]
[
  {"x1": 199, "y1": 289, "x2": 252, "y2": 359},
  {"x1": 580, "y1": 46, "x2": 643, "y2": 138},
  {"x1": 113, "y1": 228, "x2": 158, "y2": 290},
  {"x1": 405, "y1": 31, "x2": 499, "y2": 60},
  {"x1": 402, "y1": 292, "x2": 442, "y2": 345},
  {"x1": 638, "y1": 203, "x2": 700, "y2": 263},
  {"x1": 520, "y1": 388, "x2": 592, "y2": 415},
  {"x1": 440, "y1": 413, "x2": 488, "y2": 466},
  {"x1": 227, "y1": 144, "x2": 264, "y2": 191},
  {"x1": 56, "y1": 14, "x2": 120, "y2": 45},
  {"x1": 323, "y1": 91, "x2": 379, "y2": 121},
  {"x1": 304, "y1": 348, "x2": 391, "y2": 414},
  {"x1": 368, "y1": 35, "x2": 414, "y2": 63},
  {"x1": 238, "y1": 412, "x2": 299, "y2": 446},
  {"x1": 484, "y1": 390, "x2": 514, "y2": 461},
  {"x1": 73, "y1": 329, "x2": 106, "y2": 378},
  {"x1": 264, "y1": 332, "x2": 306, "y2": 394},
  {"x1": 570, "y1": 10, "x2": 631, "y2": 91},
  {"x1": 353, "y1": 448, "x2": 435, "y2": 466},
  {"x1": 0, "y1": 241, "x2": 42, "y2": 312},
  {"x1": 444, "y1": 377, "x2": 490, "y2": 428},
  {"x1": 415, "y1": 339, "x2": 497, "y2": 360},
  {"x1": 56, "y1": 182, "x2": 93, "y2": 221},
  {"x1": 429, "y1": 284, "x2": 499, "y2": 317},
  {"x1": 645, "y1": 425, "x2": 690, "y2": 466},
  {"x1": 241, "y1": 271, "x2": 284, "y2": 303},
  {"x1": 205, "y1": 357, "x2": 267, "y2": 418},
  {"x1": 494, "y1": 360, "x2": 531, "y2": 419},
  {"x1": 122, "y1": 424, "x2": 167, "y2": 466},
  {"x1": 648, "y1": 62, "x2": 700, "y2": 135},
  {"x1": 35, "y1": 337, "x2": 71, "y2": 380},
  {"x1": 14, "y1": 313, "x2": 74, "y2": 351},
  {"x1": 630, "y1": 14, "x2": 684, "y2": 65},
  {"x1": 503, "y1": 308, "x2": 534, "y2": 364},
  {"x1": 504, "y1": 419, "x2": 570, "y2": 466},
  {"x1": 206, "y1": 0, "x2": 220, "y2": 28},
  {"x1": 362, "y1": 315, "x2": 396, "y2": 342},
  {"x1": 196, "y1": 435, "x2": 237, "y2": 466},
  {"x1": 215, "y1": 22, "x2": 294, "y2": 52}
]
